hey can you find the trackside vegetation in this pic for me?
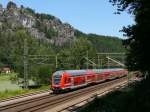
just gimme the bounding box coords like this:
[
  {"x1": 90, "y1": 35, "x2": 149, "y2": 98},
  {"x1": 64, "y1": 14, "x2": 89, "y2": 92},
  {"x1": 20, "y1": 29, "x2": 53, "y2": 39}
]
[{"x1": 79, "y1": 78, "x2": 150, "y2": 112}]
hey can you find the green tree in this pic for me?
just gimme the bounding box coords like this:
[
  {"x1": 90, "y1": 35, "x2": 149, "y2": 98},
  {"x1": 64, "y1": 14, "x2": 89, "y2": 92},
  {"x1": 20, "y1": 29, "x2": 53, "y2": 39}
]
[
  {"x1": 58, "y1": 49, "x2": 73, "y2": 70},
  {"x1": 71, "y1": 37, "x2": 97, "y2": 69},
  {"x1": 58, "y1": 37, "x2": 97, "y2": 70},
  {"x1": 7, "y1": 1, "x2": 17, "y2": 10},
  {"x1": 31, "y1": 65, "x2": 52, "y2": 85},
  {"x1": 29, "y1": 45, "x2": 55, "y2": 84},
  {"x1": 110, "y1": 0, "x2": 150, "y2": 77}
]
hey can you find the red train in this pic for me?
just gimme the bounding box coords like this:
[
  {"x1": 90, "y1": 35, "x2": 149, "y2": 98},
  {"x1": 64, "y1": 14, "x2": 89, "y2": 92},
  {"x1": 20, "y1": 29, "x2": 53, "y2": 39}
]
[{"x1": 51, "y1": 68, "x2": 128, "y2": 93}]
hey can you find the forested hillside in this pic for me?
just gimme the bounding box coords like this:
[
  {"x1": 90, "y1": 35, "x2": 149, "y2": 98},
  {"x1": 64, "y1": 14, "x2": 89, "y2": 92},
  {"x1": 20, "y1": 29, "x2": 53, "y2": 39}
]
[{"x1": 0, "y1": 2, "x2": 125, "y2": 85}]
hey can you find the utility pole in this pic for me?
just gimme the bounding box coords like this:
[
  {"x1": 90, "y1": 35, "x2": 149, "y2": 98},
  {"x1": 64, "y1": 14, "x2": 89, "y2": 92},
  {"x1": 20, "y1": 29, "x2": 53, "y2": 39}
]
[
  {"x1": 107, "y1": 55, "x2": 110, "y2": 69},
  {"x1": 100, "y1": 59, "x2": 103, "y2": 68},
  {"x1": 55, "y1": 54, "x2": 58, "y2": 69},
  {"x1": 93, "y1": 58, "x2": 96, "y2": 69},
  {"x1": 98, "y1": 55, "x2": 100, "y2": 68},
  {"x1": 86, "y1": 51, "x2": 88, "y2": 69},
  {"x1": 122, "y1": 55, "x2": 125, "y2": 67},
  {"x1": 24, "y1": 39, "x2": 28, "y2": 89}
]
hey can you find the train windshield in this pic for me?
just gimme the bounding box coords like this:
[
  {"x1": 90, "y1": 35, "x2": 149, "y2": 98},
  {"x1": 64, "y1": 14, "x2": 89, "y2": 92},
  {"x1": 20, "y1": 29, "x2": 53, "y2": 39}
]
[{"x1": 53, "y1": 71, "x2": 63, "y2": 85}]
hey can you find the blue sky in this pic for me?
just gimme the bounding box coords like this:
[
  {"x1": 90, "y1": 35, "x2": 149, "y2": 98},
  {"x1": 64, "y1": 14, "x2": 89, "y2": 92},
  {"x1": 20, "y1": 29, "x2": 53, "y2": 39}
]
[{"x1": 0, "y1": 0, "x2": 134, "y2": 38}]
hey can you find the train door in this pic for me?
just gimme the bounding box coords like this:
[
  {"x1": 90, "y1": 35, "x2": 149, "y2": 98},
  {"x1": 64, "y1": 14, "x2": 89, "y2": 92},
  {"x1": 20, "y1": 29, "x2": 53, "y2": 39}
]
[
  {"x1": 63, "y1": 74, "x2": 71, "y2": 89},
  {"x1": 96, "y1": 74, "x2": 104, "y2": 82},
  {"x1": 73, "y1": 76, "x2": 86, "y2": 86},
  {"x1": 103, "y1": 73, "x2": 109, "y2": 80},
  {"x1": 86, "y1": 74, "x2": 95, "y2": 83}
]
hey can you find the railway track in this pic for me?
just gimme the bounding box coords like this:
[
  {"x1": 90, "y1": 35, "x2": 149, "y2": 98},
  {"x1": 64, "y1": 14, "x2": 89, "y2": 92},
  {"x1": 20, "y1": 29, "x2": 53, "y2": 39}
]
[
  {"x1": 0, "y1": 89, "x2": 51, "y2": 103},
  {"x1": 59, "y1": 81, "x2": 128, "y2": 112},
  {"x1": 0, "y1": 77, "x2": 127, "y2": 112}
]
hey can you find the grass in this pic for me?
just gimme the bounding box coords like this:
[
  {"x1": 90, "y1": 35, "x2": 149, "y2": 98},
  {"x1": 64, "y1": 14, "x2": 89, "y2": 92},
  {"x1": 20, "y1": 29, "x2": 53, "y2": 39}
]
[
  {"x1": 0, "y1": 75, "x2": 10, "y2": 81},
  {"x1": 0, "y1": 72, "x2": 18, "y2": 81},
  {"x1": 0, "y1": 85, "x2": 50, "y2": 100},
  {"x1": 0, "y1": 73, "x2": 20, "y2": 92},
  {"x1": 0, "y1": 73, "x2": 51, "y2": 100},
  {"x1": 0, "y1": 80, "x2": 20, "y2": 92}
]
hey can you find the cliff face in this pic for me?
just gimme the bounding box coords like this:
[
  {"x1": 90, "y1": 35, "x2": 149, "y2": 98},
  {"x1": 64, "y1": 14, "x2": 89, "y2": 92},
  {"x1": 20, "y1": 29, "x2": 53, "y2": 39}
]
[{"x1": 0, "y1": 2, "x2": 75, "y2": 46}]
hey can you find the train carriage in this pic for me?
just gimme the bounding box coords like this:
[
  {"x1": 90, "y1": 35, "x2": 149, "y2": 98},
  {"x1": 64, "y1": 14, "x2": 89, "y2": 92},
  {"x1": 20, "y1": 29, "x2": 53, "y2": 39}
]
[{"x1": 51, "y1": 68, "x2": 128, "y2": 93}]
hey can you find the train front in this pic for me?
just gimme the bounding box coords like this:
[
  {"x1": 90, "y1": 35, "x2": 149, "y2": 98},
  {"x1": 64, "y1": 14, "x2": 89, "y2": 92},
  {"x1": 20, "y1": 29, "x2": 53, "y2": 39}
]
[{"x1": 51, "y1": 71, "x2": 64, "y2": 93}]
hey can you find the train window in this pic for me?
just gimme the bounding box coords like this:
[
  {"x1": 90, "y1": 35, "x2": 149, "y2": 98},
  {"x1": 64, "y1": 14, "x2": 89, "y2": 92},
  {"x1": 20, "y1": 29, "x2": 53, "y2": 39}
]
[
  {"x1": 54, "y1": 78, "x2": 61, "y2": 85},
  {"x1": 53, "y1": 71, "x2": 63, "y2": 85}
]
